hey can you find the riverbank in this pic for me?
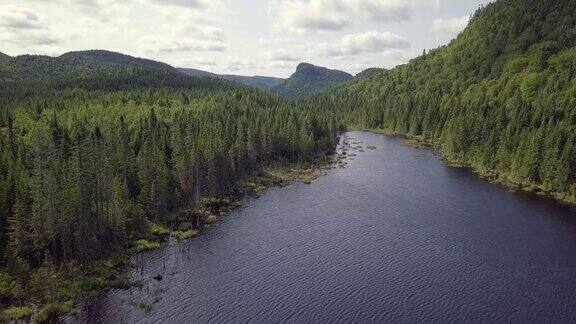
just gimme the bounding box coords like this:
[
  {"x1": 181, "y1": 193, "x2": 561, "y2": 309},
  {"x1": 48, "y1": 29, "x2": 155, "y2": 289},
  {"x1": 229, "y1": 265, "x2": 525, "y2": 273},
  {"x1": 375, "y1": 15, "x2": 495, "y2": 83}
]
[
  {"x1": 361, "y1": 128, "x2": 576, "y2": 207},
  {"x1": 1, "y1": 158, "x2": 336, "y2": 323}
]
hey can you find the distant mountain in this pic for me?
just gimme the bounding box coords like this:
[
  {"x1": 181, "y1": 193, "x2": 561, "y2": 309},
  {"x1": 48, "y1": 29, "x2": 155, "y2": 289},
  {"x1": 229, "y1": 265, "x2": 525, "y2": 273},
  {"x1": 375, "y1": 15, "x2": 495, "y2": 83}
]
[
  {"x1": 354, "y1": 68, "x2": 387, "y2": 80},
  {"x1": 0, "y1": 50, "x2": 177, "y2": 81},
  {"x1": 178, "y1": 68, "x2": 284, "y2": 91},
  {"x1": 178, "y1": 67, "x2": 218, "y2": 78},
  {"x1": 220, "y1": 75, "x2": 284, "y2": 91},
  {"x1": 60, "y1": 50, "x2": 175, "y2": 72},
  {"x1": 0, "y1": 50, "x2": 346, "y2": 96},
  {"x1": 272, "y1": 63, "x2": 353, "y2": 99},
  {"x1": 0, "y1": 50, "x2": 237, "y2": 93}
]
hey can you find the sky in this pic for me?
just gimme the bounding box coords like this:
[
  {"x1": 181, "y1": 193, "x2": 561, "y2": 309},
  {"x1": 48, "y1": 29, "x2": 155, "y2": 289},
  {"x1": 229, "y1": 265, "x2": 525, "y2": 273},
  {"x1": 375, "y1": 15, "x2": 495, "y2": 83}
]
[{"x1": 0, "y1": 0, "x2": 494, "y2": 77}]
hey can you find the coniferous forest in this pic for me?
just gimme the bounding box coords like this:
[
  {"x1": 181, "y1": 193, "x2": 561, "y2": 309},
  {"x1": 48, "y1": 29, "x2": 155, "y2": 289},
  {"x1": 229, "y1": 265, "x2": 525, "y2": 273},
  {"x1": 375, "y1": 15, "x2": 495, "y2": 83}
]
[{"x1": 1, "y1": 0, "x2": 576, "y2": 321}]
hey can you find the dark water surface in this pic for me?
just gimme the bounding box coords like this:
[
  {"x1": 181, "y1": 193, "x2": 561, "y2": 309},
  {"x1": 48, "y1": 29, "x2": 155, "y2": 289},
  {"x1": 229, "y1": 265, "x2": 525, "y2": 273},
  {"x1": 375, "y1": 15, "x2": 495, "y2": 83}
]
[{"x1": 76, "y1": 131, "x2": 576, "y2": 323}]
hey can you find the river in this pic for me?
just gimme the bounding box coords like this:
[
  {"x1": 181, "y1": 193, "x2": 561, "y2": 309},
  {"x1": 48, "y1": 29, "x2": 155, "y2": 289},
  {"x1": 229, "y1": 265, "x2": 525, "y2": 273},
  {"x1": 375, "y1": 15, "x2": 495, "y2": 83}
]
[{"x1": 73, "y1": 131, "x2": 576, "y2": 323}]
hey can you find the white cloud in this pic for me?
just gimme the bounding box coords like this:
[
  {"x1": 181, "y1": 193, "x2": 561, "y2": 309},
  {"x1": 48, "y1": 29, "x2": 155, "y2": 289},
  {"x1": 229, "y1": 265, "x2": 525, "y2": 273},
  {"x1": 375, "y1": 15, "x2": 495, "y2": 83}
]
[
  {"x1": 65, "y1": 0, "x2": 214, "y2": 12},
  {"x1": 431, "y1": 15, "x2": 470, "y2": 37},
  {"x1": 154, "y1": 39, "x2": 226, "y2": 53},
  {"x1": 262, "y1": 49, "x2": 300, "y2": 62},
  {"x1": 381, "y1": 49, "x2": 416, "y2": 66},
  {"x1": 269, "y1": 61, "x2": 296, "y2": 69},
  {"x1": 270, "y1": 0, "x2": 348, "y2": 32},
  {"x1": 270, "y1": 0, "x2": 412, "y2": 33},
  {"x1": 340, "y1": 31, "x2": 410, "y2": 54},
  {"x1": 222, "y1": 57, "x2": 257, "y2": 72},
  {"x1": 186, "y1": 57, "x2": 217, "y2": 67},
  {"x1": 354, "y1": 0, "x2": 411, "y2": 22},
  {"x1": 200, "y1": 26, "x2": 226, "y2": 41},
  {"x1": 51, "y1": 0, "x2": 134, "y2": 22},
  {"x1": 319, "y1": 31, "x2": 409, "y2": 57},
  {"x1": 148, "y1": 0, "x2": 210, "y2": 8},
  {"x1": 139, "y1": 15, "x2": 228, "y2": 57},
  {"x1": 0, "y1": 5, "x2": 42, "y2": 30},
  {"x1": 0, "y1": 5, "x2": 73, "y2": 52}
]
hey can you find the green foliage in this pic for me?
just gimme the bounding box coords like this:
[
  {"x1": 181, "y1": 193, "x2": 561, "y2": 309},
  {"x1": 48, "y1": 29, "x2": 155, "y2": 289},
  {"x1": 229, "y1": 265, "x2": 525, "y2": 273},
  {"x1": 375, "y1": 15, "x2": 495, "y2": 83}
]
[
  {"x1": 29, "y1": 266, "x2": 64, "y2": 305},
  {"x1": 75, "y1": 276, "x2": 106, "y2": 293},
  {"x1": 204, "y1": 215, "x2": 218, "y2": 225},
  {"x1": 173, "y1": 230, "x2": 198, "y2": 241},
  {"x1": 134, "y1": 240, "x2": 161, "y2": 253},
  {"x1": 0, "y1": 272, "x2": 20, "y2": 302},
  {"x1": 520, "y1": 72, "x2": 541, "y2": 101},
  {"x1": 354, "y1": 68, "x2": 387, "y2": 80},
  {"x1": 138, "y1": 301, "x2": 153, "y2": 313},
  {"x1": 2, "y1": 306, "x2": 32, "y2": 320},
  {"x1": 36, "y1": 301, "x2": 73, "y2": 323},
  {"x1": 198, "y1": 197, "x2": 232, "y2": 211},
  {"x1": 148, "y1": 222, "x2": 170, "y2": 238}
]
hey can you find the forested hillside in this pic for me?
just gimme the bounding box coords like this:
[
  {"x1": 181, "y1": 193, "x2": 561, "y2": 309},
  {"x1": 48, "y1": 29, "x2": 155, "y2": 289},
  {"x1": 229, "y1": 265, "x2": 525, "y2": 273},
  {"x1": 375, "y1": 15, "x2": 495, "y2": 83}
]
[
  {"x1": 313, "y1": 0, "x2": 576, "y2": 203},
  {"x1": 0, "y1": 60, "x2": 337, "y2": 320},
  {"x1": 273, "y1": 63, "x2": 353, "y2": 99},
  {"x1": 353, "y1": 68, "x2": 387, "y2": 80},
  {"x1": 0, "y1": 50, "x2": 176, "y2": 82}
]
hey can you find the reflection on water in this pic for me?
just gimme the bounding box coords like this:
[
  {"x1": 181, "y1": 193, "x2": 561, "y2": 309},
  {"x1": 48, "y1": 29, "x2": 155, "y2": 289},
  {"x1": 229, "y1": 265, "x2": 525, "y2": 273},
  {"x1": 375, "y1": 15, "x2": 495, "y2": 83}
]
[{"x1": 72, "y1": 132, "x2": 576, "y2": 323}]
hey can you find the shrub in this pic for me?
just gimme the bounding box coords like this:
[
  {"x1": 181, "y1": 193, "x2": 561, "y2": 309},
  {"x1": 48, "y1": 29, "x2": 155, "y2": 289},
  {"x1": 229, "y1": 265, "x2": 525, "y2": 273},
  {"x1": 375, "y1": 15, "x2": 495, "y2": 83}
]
[
  {"x1": 0, "y1": 272, "x2": 20, "y2": 301},
  {"x1": 200, "y1": 197, "x2": 232, "y2": 210},
  {"x1": 173, "y1": 230, "x2": 198, "y2": 241},
  {"x1": 134, "y1": 239, "x2": 160, "y2": 253},
  {"x1": 138, "y1": 301, "x2": 153, "y2": 313},
  {"x1": 75, "y1": 276, "x2": 105, "y2": 293},
  {"x1": 2, "y1": 307, "x2": 32, "y2": 320},
  {"x1": 148, "y1": 223, "x2": 170, "y2": 238},
  {"x1": 205, "y1": 215, "x2": 218, "y2": 225},
  {"x1": 36, "y1": 301, "x2": 73, "y2": 323},
  {"x1": 29, "y1": 267, "x2": 63, "y2": 305}
]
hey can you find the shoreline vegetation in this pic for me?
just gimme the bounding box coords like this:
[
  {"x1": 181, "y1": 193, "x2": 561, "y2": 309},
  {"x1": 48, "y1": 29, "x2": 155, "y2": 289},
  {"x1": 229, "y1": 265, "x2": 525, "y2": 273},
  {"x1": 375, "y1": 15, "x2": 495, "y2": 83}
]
[
  {"x1": 0, "y1": 157, "x2": 335, "y2": 323},
  {"x1": 362, "y1": 128, "x2": 576, "y2": 207}
]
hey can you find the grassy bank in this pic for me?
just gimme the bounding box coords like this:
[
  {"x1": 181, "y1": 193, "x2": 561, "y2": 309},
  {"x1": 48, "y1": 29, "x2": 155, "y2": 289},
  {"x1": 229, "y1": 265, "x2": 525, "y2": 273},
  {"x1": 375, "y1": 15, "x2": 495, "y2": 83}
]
[{"x1": 0, "y1": 160, "x2": 334, "y2": 323}]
